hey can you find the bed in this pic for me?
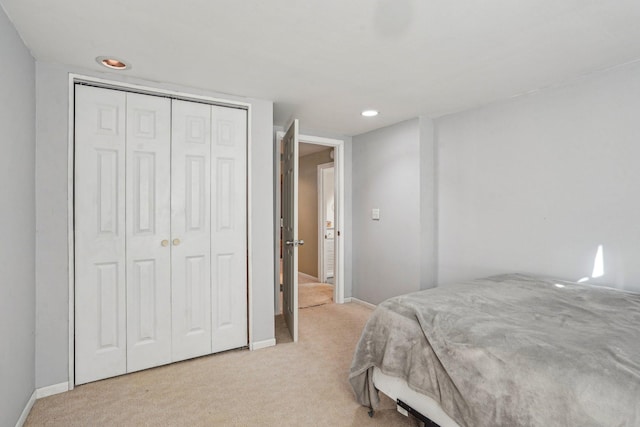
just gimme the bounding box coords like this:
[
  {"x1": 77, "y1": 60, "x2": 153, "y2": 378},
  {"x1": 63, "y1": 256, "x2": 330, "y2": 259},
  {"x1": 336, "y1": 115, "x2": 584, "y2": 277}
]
[{"x1": 349, "y1": 274, "x2": 640, "y2": 427}]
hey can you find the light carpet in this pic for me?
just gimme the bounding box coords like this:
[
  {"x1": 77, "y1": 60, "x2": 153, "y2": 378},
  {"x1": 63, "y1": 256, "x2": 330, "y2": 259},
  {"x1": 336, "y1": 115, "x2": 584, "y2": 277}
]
[
  {"x1": 25, "y1": 303, "x2": 417, "y2": 426},
  {"x1": 299, "y1": 282, "x2": 334, "y2": 308}
]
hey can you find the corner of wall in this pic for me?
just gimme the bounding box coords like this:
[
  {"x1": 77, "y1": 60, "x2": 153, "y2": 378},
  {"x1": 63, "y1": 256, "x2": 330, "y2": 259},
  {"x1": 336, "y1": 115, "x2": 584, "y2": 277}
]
[
  {"x1": 0, "y1": 5, "x2": 37, "y2": 426},
  {"x1": 419, "y1": 116, "x2": 438, "y2": 289}
]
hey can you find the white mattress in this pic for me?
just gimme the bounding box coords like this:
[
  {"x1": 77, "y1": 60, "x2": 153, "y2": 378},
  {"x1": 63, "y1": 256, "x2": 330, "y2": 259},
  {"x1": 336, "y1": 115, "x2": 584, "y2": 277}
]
[{"x1": 372, "y1": 367, "x2": 460, "y2": 427}]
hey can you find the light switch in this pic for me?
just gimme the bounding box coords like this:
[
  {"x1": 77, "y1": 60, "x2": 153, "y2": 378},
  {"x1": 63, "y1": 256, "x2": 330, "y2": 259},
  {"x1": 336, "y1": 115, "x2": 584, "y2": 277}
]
[{"x1": 371, "y1": 208, "x2": 380, "y2": 220}]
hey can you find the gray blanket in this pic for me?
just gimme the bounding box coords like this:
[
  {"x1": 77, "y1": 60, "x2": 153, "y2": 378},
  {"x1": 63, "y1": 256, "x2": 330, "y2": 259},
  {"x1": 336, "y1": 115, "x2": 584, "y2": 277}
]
[{"x1": 349, "y1": 274, "x2": 640, "y2": 427}]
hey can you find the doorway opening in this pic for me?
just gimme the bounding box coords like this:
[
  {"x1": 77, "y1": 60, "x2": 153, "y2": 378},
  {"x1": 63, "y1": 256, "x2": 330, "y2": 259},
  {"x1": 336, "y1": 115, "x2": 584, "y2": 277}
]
[
  {"x1": 274, "y1": 130, "x2": 345, "y2": 343},
  {"x1": 293, "y1": 144, "x2": 335, "y2": 308}
]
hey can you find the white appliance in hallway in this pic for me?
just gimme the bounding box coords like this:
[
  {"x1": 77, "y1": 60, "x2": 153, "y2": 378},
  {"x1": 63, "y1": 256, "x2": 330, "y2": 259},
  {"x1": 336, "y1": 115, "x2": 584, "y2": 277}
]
[
  {"x1": 319, "y1": 163, "x2": 335, "y2": 283},
  {"x1": 74, "y1": 85, "x2": 248, "y2": 384}
]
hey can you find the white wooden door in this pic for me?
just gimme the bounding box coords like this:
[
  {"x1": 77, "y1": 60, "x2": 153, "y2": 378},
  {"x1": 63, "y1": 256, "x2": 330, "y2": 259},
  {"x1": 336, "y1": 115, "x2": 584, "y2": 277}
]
[
  {"x1": 282, "y1": 120, "x2": 299, "y2": 342},
  {"x1": 125, "y1": 93, "x2": 173, "y2": 372},
  {"x1": 171, "y1": 100, "x2": 212, "y2": 361},
  {"x1": 211, "y1": 106, "x2": 248, "y2": 352},
  {"x1": 75, "y1": 85, "x2": 127, "y2": 385},
  {"x1": 75, "y1": 86, "x2": 248, "y2": 383}
]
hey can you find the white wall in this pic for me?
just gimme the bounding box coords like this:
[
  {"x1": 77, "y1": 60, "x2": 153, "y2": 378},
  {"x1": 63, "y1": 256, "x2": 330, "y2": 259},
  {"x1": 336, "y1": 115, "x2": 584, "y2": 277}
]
[
  {"x1": 0, "y1": 5, "x2": 36, "y2": 426},
  {"x1": 437, "y1": 61, "x2": 640, "y2": 293},
  {"x1": 352, "y1": 118, "x2": 421, "y2": 304},
  {"x1": 35, "y1": 62, "x2": 275, "y2": 389}
]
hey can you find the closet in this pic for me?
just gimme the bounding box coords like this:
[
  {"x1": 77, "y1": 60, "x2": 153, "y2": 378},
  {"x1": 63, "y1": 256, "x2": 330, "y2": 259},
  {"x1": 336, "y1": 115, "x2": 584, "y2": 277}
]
[{"x1": 74, "y1": 85, "x2": 247, "y2": 385}]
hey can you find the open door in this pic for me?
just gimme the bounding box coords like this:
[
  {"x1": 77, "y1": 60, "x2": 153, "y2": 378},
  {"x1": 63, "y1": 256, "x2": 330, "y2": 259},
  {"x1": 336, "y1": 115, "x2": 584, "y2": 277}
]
[{"x1": 282, "y1": 120, "x2": 301, "y2": 342}]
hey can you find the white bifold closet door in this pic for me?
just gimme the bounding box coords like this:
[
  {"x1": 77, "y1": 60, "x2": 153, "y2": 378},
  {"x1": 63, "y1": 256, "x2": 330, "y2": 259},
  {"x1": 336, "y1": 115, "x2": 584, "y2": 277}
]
[
  {"x1": 75, "y1": 85, "x2": 247, "y2": 385},
  {"x1": 171, "y1": 100, "x2": 212, "y2": 362},
  {"x1": 171, "y1": 102, "x2": 248, "y2": 359},
  {"x1": 125, "y1": 93, "x2": 173, "y2": 373},
  {"x1": 210, "y1": 105, "x2": 248, "y2": 353},
  {"x1": 75, "y1": 86, "x2": 127, "y2": 384}
]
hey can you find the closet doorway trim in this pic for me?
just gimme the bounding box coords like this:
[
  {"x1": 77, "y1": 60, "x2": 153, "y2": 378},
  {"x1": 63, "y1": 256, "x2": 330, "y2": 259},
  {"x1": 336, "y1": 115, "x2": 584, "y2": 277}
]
[{"x1": 66, "y1": 73, "x2": 253, "y2": 390}]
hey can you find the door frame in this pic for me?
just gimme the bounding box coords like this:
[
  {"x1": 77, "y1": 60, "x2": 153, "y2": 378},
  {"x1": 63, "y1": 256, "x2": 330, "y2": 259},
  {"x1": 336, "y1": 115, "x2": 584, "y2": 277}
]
[
  {"x1": 67, "y1": 73, "x2": 253, "y2": 389},
  {"x1": 317, "y1": 162, "x2": 334, "y2": 283},
  {"x1": 274, "y1": 132, "x2": 345, "y2": 313}
]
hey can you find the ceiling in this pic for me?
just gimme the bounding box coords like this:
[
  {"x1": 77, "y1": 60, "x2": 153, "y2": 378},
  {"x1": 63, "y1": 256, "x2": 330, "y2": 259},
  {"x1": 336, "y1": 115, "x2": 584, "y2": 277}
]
[{"x1": 3, "y1": 1, "x2": 640, "y2": 136}]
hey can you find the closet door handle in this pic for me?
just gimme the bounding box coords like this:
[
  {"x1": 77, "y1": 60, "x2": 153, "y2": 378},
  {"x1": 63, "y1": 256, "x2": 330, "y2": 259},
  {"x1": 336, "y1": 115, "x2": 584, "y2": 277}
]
[
  {"x1": 161, "y1": 240, "x2": 169, "y2": 247},
  {"x1": 173, "y1": 238, "x2": 181, "y2": 246}
]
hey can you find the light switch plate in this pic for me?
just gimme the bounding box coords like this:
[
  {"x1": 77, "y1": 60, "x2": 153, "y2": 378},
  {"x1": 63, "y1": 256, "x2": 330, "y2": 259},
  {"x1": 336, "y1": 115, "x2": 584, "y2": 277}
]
[{"x1": 372, "y1": 208, "x2": 380, "y2": 220}]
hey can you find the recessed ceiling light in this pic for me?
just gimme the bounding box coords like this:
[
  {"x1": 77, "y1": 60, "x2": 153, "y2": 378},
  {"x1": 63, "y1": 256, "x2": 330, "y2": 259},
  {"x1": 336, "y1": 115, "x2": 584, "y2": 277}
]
[
  {"x1": 361, "y1": 110, "x2": 378, "y2": 117},
  {"x1": 96, "y1": 56, "x2": 130, "y2": 70}
]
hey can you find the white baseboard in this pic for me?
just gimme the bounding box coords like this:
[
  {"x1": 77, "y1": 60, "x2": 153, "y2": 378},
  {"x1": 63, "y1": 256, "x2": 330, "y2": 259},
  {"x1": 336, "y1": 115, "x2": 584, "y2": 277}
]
[
  {"x1": 36, "y1": 382, "x2": 69, "y2": 399},
  {"x1": 250, "y1": 338, "x2": 276, "y2": 350},
  {"x1": 15, "y1": 390, "x2": 36, "y2": 427},
  {"x1": 347, "y1": 297, "x2": 377, "y2": 310}
]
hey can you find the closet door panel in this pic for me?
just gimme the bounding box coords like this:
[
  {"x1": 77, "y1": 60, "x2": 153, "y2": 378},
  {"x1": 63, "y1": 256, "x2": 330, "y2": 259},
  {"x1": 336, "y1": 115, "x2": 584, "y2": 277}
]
[
  {"x1": 211, "y1": 106, "x2": 248, "y2": 352},
  {"x1": 171, "y1": 100, "x2": 212, "y2": 361},
  {"x1": 75, "y1": 85, "x2": 127, "y2": 384},
  {"x1": 125, "y1": 93, "x2": 172, "y2": 372}
]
